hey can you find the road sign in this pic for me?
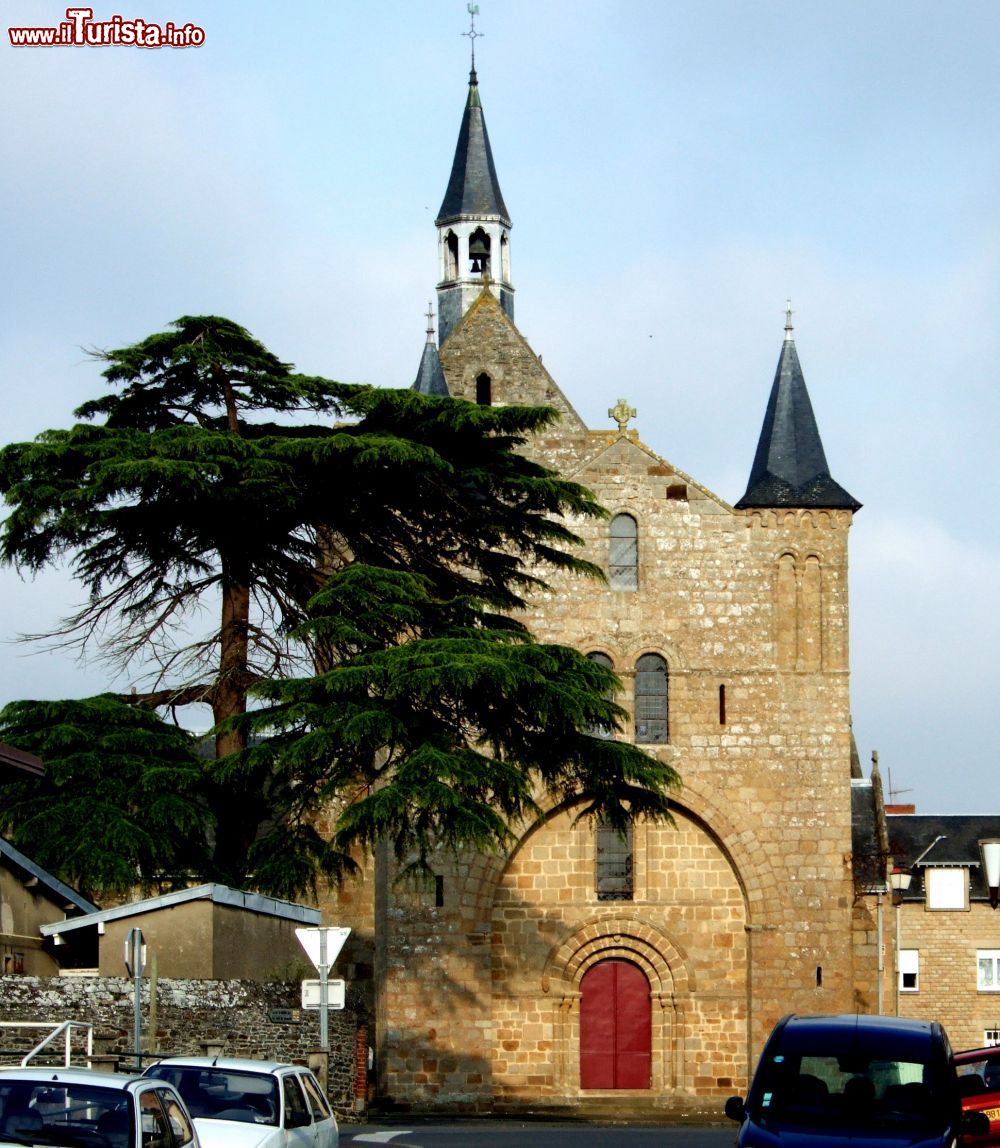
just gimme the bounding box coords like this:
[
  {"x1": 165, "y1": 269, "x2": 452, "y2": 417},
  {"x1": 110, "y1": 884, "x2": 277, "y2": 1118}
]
[
  {"x1": 294, "y1": 926, "x2": 351, "y2": 971},
  {"x1": 124, "y1": 927, "x2": 145, "y2": 978},
  {"x1": 301, "y1": 979, "x2": 346, "y2": 1010}
]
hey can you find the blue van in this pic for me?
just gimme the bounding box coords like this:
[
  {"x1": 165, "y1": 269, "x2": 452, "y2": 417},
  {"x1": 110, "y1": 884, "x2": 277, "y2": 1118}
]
[{"x1": 725, "y1": 1013, "x2": 990, "y2": 1147}]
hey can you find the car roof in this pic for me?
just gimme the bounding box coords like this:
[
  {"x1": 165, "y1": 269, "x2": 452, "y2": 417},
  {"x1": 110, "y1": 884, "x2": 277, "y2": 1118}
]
[
  {"x1": 773, "y1": 1014, "x2": 942, "y2": 1057},
  {"x1": 147, "y1": 1058, "x2": 297, "y2": 1074},
  {"x1": 0, "y1": 1068, "x2": 144, "y2": 1089},
  {"x1": 955, "y1": 1047, "x2": 1000, "y2": 1061}
]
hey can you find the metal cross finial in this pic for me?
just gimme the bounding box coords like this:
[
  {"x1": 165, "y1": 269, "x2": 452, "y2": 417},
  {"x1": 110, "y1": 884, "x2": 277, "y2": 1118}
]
[
  {"x1": 609, "y1": 398, "x2": 637, "y2": 432},
  {"x1": 463, "y1": 3, "x2": 482, "y2": 72},
  {"x1": 425, "y1": 302, "x2": 435, "y2": 344},
  {"x1": 784, "y1": 299, "x2": 794, "y2": 341}
]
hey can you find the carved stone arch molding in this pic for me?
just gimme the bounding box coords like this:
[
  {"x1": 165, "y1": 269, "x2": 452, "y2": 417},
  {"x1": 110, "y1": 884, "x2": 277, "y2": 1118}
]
[{"x1": 540, "y1": 915, "x2": 690, "y2": 1093}]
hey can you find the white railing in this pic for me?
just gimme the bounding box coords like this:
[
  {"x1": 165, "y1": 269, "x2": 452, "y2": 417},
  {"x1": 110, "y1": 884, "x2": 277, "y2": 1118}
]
[{"x1": 0, "y1": 1020, "x2": 94, "y2": 1066}]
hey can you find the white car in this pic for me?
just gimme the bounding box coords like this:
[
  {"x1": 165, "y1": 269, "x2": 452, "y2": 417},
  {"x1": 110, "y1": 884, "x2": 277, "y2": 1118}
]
[
  {"x1": 143, "y1": 1060, "x2": 337, "y2": 1148},
  {"x1": 0, "y1": 1066, "x2": 201, "y2": 1148}
]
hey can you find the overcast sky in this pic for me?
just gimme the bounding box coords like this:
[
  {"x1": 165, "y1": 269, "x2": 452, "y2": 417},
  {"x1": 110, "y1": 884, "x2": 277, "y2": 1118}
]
[{"x1": 2, "y1": 1, "x2": 998, "y2": 814}]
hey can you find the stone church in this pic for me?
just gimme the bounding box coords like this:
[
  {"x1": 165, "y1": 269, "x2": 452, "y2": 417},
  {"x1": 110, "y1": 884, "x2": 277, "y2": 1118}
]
[{"x1": 325, "y1": 58, "x2": 887, "y2": 1119}]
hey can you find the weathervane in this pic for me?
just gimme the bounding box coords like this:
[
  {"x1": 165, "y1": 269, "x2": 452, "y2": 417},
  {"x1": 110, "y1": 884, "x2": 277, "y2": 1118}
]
[
  {"x1": 784, "y1": 299, "x2": 794, "y2": 341},
  {"x1": 463, "y1": 3, "x2": 482, "y2": 72}
]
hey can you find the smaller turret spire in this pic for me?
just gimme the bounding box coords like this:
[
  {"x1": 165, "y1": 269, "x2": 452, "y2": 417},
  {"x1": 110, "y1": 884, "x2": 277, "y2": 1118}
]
[
  {"x1": 412, "y1": 304, "x2": 449, "y2": 396},
  {"x1": 735, "y1": 306, "x2": 861, "y2": 511}
]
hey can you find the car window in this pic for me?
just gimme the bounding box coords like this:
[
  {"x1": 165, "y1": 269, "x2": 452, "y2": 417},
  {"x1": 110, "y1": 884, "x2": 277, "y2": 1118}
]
[
  {"x1": 0, "y1": 1082, "x2": 133, "y2": 1148},
  {"x1": 140, "y1": 1088, "x2": 173, "y2": 1148},
  {"x1": 753, "y1": 1051, "x2": 944, "y2": 1133},
  {"x1": 156, "y1": 1088, "x2": 196, "y2": 1148},
  {"x1": 299, "y1": 1073, "x2": 332, "y2": 1120},
  {"x1": 282, "y1": 1075, "x2": 310, "y2": 1126},
  {"x1": 145, "y1": 1066, "x2": 278, "y2": 1126}
]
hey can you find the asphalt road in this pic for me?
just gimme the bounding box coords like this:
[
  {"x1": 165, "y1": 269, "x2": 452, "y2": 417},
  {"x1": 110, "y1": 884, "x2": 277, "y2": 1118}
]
[{"x1": 341, "y1": 1122, "x2": 733, "y2": 1147}]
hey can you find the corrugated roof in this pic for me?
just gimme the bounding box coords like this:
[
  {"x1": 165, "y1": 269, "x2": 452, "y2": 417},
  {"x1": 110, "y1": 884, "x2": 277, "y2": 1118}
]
[
  {"x1": 436, "y1": 69, "x2": 510, "y2": 226},
  {"x1": 38, "y1": 882, "x2": 321, "y2": 937}
]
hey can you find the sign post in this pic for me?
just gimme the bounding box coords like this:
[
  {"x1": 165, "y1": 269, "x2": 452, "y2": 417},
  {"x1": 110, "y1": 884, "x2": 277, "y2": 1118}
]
[
  {"x1": 295, "y1": 927, "x2": 350, "y2": 1051},
  {"x1": 123, "y1": 927, "x2": 145, "y2": 1069}
]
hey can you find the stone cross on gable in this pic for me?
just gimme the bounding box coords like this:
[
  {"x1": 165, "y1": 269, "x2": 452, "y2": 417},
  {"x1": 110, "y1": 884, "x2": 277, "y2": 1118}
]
[{"x1": 609, "y1": 398, "x2": 637, "y2": 432}]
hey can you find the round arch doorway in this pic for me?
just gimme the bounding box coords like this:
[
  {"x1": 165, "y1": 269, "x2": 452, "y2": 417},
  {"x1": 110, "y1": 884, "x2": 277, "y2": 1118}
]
[{"x1": 579, "y1": 958, "x2": 652, "y2": 1089}]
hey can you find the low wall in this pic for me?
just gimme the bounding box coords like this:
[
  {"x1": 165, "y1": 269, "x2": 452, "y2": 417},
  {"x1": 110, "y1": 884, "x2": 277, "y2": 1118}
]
[{"x1": 0, "y1": 975, "x2": 366, "y2": 1119}]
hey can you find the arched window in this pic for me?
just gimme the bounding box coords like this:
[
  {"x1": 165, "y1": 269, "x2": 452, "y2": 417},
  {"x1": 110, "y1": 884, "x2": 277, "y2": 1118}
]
[
  {"x1": 595, "y1": 817, "x2": 633, "y2": 901},
  {"x1": 609, "y1": 514, "x2": 638, "y2": 590},
  {"x1": 444, "y1": 230, "x2": 458, "y2": 279},
  {"x1": 634, "y1": 653, "x2": 668, "y2": 743},
  {"x1": 469, "y1": 227, "x2": 491, "y2": 277},
  {"x1": 475, "y1": 372, "x2": 492, "y2": 405},
  {"x1": 587, "y1": 651, "x2": 614, "y2": 739}
]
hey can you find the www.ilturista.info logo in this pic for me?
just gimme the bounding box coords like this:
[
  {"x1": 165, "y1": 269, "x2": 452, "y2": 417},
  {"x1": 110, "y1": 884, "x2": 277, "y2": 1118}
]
[{"x1": 9, "y1": 7, "x2": 205, "y2": 47}]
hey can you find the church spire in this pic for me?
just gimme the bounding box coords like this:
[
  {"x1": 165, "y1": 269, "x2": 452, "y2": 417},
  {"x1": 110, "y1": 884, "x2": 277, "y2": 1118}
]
[
  {"x1": 435, "y1": 8, "x2": 513, "y2": 346},
  {"x1": 412, "y1": 303, "x2": 449, "y2": 396},
  {"x1": 736, "y1": 305, "x2": 861, "y2": 511}
]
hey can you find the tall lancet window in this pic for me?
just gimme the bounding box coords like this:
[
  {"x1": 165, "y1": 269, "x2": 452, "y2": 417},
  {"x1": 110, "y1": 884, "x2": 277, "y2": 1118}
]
[
  {"x1": 634, "y1": 653, "x2": 668, "y2": 744},
  {"x1": 468, "y1": 227, "x2": 491, "y2": 277},
  {"x1": 596, "y1": 817, "x2": 633, "y2": 901},
  {"x1": 609, "y1": 514, "x2": 638, "y2": 589}
]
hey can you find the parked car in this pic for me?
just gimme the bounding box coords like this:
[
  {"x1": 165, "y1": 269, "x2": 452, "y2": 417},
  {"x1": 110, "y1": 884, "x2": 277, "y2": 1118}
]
[
  {"x1": 724, "y1": 1013, "x2": 990, "y2": 1147},
  {"x1": 143, "y1": 1059, "x2": 337, "y2": 1148},
  {"x1": 955, "y1": 1046, "x2": 1000, "y2": 1146},
  {"x1": 0, "y1": 1066, "x2": 200, "y2": 1148}
]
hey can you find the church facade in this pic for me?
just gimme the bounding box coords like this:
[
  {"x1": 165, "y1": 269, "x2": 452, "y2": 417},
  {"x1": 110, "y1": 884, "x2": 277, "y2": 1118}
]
[{"x1": 325, "y1": 61, "x2": 888, "y2": 1119}]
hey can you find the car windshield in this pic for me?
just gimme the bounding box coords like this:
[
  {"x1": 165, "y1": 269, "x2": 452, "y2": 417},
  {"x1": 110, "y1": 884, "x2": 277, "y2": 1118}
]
[
  {"x1": 751, "y1": 1051, "x2": 947, "y2": 1134},
  {"x1": 0, "y1": 1081, "x2": 132, "y2": 1148},
  {"x1": 144, "y1": 1067, "x2": 278, "y2": 1127}
]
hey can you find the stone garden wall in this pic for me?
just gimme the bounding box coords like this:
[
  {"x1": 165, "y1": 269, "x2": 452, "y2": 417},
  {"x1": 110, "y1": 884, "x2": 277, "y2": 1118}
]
[{"x1": 0, "y1": 975, "x2": 367, "y2": 1120}]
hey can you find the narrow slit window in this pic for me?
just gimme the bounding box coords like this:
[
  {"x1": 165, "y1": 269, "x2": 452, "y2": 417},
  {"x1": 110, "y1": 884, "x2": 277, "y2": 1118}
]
[
  {"x1": 635, "y1": 653, "x2": 668, "y2": 743},
  {"x1": 609, "y1": 514, "x2": 638, "y2": 590},
  {"x1": 719, "y1": 683, "x2": 727, "y2": 725}
]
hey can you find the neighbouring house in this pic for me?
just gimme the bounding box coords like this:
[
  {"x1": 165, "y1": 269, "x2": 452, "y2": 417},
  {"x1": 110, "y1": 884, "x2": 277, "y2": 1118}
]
[
  {"x1": 1, "y1": 836, "x2": 97, "y2": 975},
  {"x1": 885, "y1": 814, "x2": 1000, "y2": 1051},
  {"x1": 39, "y1": 883, "x2": 321, "y2": 980}
]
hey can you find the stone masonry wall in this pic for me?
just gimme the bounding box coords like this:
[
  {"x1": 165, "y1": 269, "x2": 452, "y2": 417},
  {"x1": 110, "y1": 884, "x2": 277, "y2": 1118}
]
[{"x1": 0, "y1": 976, "x2": 364, "y2": 1119}]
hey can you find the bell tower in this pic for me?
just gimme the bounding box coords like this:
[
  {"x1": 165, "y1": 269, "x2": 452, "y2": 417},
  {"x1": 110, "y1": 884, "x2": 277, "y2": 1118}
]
[{"x1": 435, "y1": 11, "x2": 513, "y2": 346}]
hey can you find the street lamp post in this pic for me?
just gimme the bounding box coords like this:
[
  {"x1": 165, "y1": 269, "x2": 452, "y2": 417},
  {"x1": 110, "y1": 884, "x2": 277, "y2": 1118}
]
[{"x1": 889, "y1": 866, "x2": 912, "y2": 1017}]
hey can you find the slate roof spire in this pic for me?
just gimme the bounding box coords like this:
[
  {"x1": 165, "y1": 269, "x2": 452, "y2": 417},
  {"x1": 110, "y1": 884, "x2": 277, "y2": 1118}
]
[
  {"x1": 436, "y1": 65, "x2": 510, "y2": 227},
  {"x1": 736, "y1": 304, "x2": 861, "y2": 511},
  {"x1": 412, "y1": 303, "x2": 449, "y2": 396}
]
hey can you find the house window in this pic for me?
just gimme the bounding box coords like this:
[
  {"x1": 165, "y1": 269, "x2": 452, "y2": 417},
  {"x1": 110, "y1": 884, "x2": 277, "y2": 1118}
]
[
  {"x1": 634, "y1": 653, "x2": 668, "y2": 743},
  {"x1": 587, "y1": 652, "x2": 614, "y2": 739},
  {"x1": 596, "y1": 817, "x2": 633, "y2": 901},
  {"x1": 609, "y1": 514, "x2": 638, "y2": 590},
  {"x1": 984, "y1": 1030, "x2": 1000, "y2": 1048},
  {"x1": 926, "y1": 867, "x2": 969, "y2": 910},
  {"x1": 899, "y1": 949, "x2": 919, "y2": 992},
  {"x1": 978, "y1": 951, "x2": 1000, "y2": 991},
  {"x1": 475, "y1": 372, "x2": 492, "y2": 405}
]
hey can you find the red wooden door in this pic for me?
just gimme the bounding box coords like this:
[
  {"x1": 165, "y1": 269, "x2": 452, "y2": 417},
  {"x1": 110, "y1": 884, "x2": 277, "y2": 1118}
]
[{"x1": 579, "y1": 959, "x2": 651, "y2": 1089}]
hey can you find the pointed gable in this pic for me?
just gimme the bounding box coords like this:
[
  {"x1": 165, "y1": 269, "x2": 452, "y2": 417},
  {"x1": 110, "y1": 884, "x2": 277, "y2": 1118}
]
[
  {"x1": 437, "y1": 69, "x2": 510, "y2": 226},
  {"x1": 438, "y1": 287, "x2": 587, "y2": 431},
  {"x1": 736, "y1": 313, "x2": 861, "y2": 511}
]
